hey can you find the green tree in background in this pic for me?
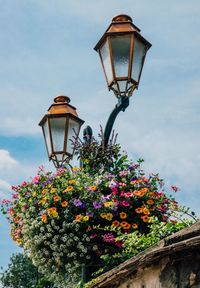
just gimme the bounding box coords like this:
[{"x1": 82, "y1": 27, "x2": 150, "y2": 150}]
[{"x1": 0, "y1": 253, "x2": 54, "y2": 288}]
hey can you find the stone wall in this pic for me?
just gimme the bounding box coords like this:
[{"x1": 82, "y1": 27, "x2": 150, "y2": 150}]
[{"x1": 90, "y1": 221, "x2": 200, "y2": 288}]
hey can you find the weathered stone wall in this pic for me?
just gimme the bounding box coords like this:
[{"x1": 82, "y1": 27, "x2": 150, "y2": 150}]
[
  {"x1": 117, "y1": 251, "x2": 200, "y2": 288},
  {"x1": 91, "y1": 221, "x2": 200, "y2": 288}
]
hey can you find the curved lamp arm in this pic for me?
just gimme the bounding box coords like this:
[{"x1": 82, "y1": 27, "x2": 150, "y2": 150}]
[{"x1": 104, "y1": 97, "x2": 129, "y2": 146}]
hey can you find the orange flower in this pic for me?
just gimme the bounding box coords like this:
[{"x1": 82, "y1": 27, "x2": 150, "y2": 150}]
[
  {"x1": 133, "y1": 190, "x2": 140, "y2": 196},
  {"x1": 143, "y1": 207, "x2": 150, "y2": 215},
  {"x1": 135, "y1": 207, "x2": 143, "y2": 213},
  {"x1": 119, "y1": 212, "x2": 127, "y2": 219},
  {"x1": 120, "y1": 221, "x2": 131, "y2": 229},
  {"x1": 146, "y1": 199, "x2": 154, "y2": 205},
  {"x1": 132, "y1": 223, "x2": 138, "y2": 229},
  {"x1": 61, "y1": 201, "x2": 68, "y2": 207},
  {"x1": 75, "y1": 214, "x2": 82, "y2": 222},
  {"x1": 54, "y1": 196, "x2": 61, "y2": 202},
  {"x1": 48, "y1": 207, "x2": 57, "y2": 215},
  {"x1": 63, "y1": 186, "x2": 73, "y2": 193},
  {"x1": 112, "y1": 220, "x2": 120, "y2": 227},
  {"x1": 141, "y1": 215, "x2": 150, "y2": 222},
  {"x1": 41, "y1": 214, "x2": 47, "y2": 223},
  {"x1": 88, "y1": 185, "x2": 97, "y2": 191},
  {"x1": 140, "y1": 187, "x2": 148, "y2": 193}
]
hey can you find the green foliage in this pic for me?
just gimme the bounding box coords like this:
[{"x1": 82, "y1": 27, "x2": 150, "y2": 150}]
[{"x1": 0, "y1": 253, "x2": 54, "y2": 288}]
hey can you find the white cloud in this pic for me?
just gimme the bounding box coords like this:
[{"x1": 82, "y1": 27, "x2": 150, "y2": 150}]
[{"x1": 0, "y1": 150, "x2": 18, "y2": 170}]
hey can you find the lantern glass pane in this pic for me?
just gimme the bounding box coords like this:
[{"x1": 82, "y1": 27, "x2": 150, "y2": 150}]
[
  {"x1": 43, "y1": 119, "x2": 52, "y2": 156},
  {"x1": 118, "y1": 80, "x2": 127, "y2": 93},
  {"x1": 67, "y1": 118, "x2": 80, "y2": 155},
  {"x1": 132, "y1": 38, "x2": 146, "y2": 82},
  {"x1": 50, "y1": 117, "x2": 66, "y2": 152},
  {"x1": 100, "y1": 40, "x2": 113, "y2": 83},
  {"x1": 111, "y1": 36, "x2": 131, "y2": 77}
]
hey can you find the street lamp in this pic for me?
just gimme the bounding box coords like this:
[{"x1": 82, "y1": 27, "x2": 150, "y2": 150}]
[
  {"x1": 94, "y1": 14, "x2": 151, "y2": 145},
  {"x1": 39, "y1": 14, "x2": 151, "y2": 168},
  {"x1": 39, "y1": 96, "x2": 84, "y2": 168}
]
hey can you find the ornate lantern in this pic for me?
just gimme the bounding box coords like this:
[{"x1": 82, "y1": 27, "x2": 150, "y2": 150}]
[
  {"x1": 94, "y1": 14, "x2": 152, "y2": 98},
  {"x1": 39, "y1": 96, "x2": 84, "y2": 168}
]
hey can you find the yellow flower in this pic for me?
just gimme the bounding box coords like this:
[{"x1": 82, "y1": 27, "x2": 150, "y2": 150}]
[
  {"x1": 100, "y1": 213, "x2": 106, "y2": 219},
  {"x1": 120, "y1": 212, "x2": 127, "y2": 219},
  {"x1": 105, "y1": 213, "x2": 113, "y2": 221},
  {"x1": 63, "y1": 186, "x2": 73, "y2": 193},
  {"x1": 147, "y1": 199, "x2": 154, "y2": 205},
  {"x1": 104, "y1": 201, "x2": 112, "y2": 207},
  {"x1": 61, "y1": 201, "x2": 68, "y2": 207},
  {"x1": 83, "y1": 216, "x2": 89, "y2": 221},
  {"x1": 42, "y1": 189, "x2": 48, "y2": 195},
  {"x1": 68, "y1": 179, "x2": 77, "y2": 184},
  {"x1": 39, "y1": 198, "x2": 47, "y2": 205},
  {"x1": 54, "y1": 196, "x2": 61, "y2": 202},
  {"x1": 50, "y1": 188, "x2": 57, "y2": 194},
  {"x1": 32, "y1": 191, "x2": 36, "y2": 197},
  {"x1": 52, "y1": 211, "x2": 58, "y2": 218},
  {"x1": 28, "y1": 198, "x2": 33, "y2": 203}
]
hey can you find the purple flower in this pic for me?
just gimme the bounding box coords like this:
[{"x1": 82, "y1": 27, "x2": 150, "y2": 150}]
[
  {"x1": 129, "y1": 163, "x2": 140, "y2": 171},
  {"x1": 26, "y1": 192, "x2": 31, "y2": 198},
  {"x1": 101, "y1": 194, "x2": 112, "y2": 201},
  {"x1": 73, "y1": 199, "x2": 83, "y2": 207},
  {"x1": 86, "y1": 211, "x2": 94, "y2": 217},
  {"x1": 93, "y1": 201, "x2": 102, "y2": 209}
]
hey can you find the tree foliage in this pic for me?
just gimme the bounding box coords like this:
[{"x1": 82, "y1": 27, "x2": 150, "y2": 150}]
[{"x1": 0, "y1": 253, "x2": 54, "y2": 288}]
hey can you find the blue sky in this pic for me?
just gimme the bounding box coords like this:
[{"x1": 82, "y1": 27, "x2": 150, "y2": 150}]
[{"x1": 0, "y1": 0, "x2": 200, "y2": 269}]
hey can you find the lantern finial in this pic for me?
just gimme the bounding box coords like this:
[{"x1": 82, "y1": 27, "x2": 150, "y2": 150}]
[
  {"x1": 54, "y1": 95, "x2": 70, "y2": 104},
  {"x1": 112, "y1": 14, "x2": 133, "y2": 23}
]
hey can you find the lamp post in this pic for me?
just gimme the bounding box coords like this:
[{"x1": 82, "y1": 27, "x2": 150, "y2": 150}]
[
  {"x1": 39, "y1": 14, "x2": 151, "y2": 168},
  {"x1": 39, "y1": 96, "x2": 84, "y2": 168}
]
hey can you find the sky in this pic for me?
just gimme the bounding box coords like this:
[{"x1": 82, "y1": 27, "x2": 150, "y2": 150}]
[{"x1": 0, "y1": 0, "x2": 200, "y2": 270}]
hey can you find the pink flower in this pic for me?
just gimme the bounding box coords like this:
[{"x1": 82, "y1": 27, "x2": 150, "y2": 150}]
[
  {"x1": 21, "y1": 181, "x2": 27, "y2": 187},
  {"x1": 121, "y1": 200, "x2": 130, "y2": 207},
  {"x1": 119, "y1": 171, "x2": 128, "y2": 177},
  {"x1": 32, "y1": 175, "x2": 41, "y2": 184},
  {"x1": 111, "y1": 187, "x2": 118, "y2": 195},
  {"x1": 115, "y1": 241, "x2": 123, "y2": 248},
  {"x1": 102, "y1": 233, "x2": 115, "y2": 243},
  {"x1": 90, "y1": 234, "x2": 97, "y2": 238},
  {"x1": 119, "y1": 182, "x2": 126, "y2": 187}
]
